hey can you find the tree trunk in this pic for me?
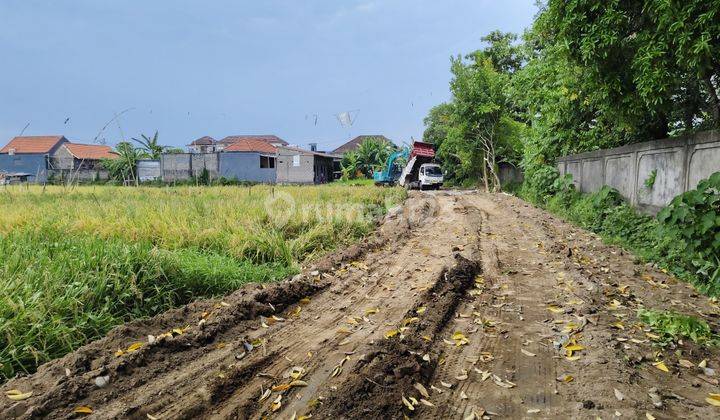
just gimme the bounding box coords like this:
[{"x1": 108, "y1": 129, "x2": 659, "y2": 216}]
[
  {"x1": 703, "y1": 75, "x2": 720, "y2": 125},
  {"x1": 481, "y1": 153, "x2": 489, "y2": 193}
]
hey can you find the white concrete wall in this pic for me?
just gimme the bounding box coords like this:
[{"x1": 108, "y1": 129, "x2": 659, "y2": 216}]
[{"x1": 556, "y1": 130, "x2": 720, "y2": 214}]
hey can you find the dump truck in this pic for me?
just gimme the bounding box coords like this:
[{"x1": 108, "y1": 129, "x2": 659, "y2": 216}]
[{"x1": 398, "y1": 141, "x2": 443, "y2": 190}]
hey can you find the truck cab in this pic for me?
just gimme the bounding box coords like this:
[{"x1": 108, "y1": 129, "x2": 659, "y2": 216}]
[
  {"x1": 418, "y1": 163, "x2": 443, "y2": 190},
  {"x1": 398, "y1": 141, "x2": 444, "y2": 190}
]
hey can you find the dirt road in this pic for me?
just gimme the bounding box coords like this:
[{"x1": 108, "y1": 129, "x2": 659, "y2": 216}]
[{"x1": 3, "y1": 191, "x2": 720, "y2": 419}]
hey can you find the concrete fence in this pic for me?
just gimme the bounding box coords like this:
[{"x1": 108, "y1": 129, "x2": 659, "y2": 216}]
[
  {"x1": 160, "y1": 153, "x2": 220, "y2": 182},
  {"x1": 555, "y1": 130, "x2": 720, "y2": 214}
]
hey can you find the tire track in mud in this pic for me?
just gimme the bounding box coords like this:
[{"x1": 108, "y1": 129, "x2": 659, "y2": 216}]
[{"x1": 313, "y1": 254, "x2": 482, "y2": 419}]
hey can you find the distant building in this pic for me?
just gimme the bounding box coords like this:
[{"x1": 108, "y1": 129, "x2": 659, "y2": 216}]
[
  {"x1": 188, "y1": 136, "x2": 216, "y2": 154},
  {"x1": 0, "y1": 135, "x2": 69, "y2": 182},
  {"x1": 219, "y1": 139, "x2": 278, "y2": 183},
  {"x1": 276, "y1": 146, "x2": 335, "y2": 184},
  {"x1": 332, "y1": 135, "x2": 394, "y2": 155},
  {"x1": 0, "y1": 136, "x2": 119, "y2": 183}
]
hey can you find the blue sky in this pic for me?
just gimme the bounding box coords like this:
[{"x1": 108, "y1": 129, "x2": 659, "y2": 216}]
[{"x1": 0, "y1": 0, "x2": 537, "y2": 151}]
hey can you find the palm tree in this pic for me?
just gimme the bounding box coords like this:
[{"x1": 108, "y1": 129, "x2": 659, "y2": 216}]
[
  {"x1": 354, "y1": 137, "x2": 395, "y2": 178},
  {"x1": 131, "y1": 131, "x2": 164, "y2": 159},
  {"x1": 102, "y1": 142, "x2": 149, "y2": 182}
]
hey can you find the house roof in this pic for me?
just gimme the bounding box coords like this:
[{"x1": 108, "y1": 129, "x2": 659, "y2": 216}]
[
  {"x1": 332, "y1": 135, "x2": 393, "y2": 154},
  {"x1": 224, "y1": 139, "x2": 278, "y2": 154},
  {"x1": 218, "y1": 135, "x2": 288, "y2": 146},
  {"x1": 0, "y1": 135, "x2": 67, "y2": 154},
  {"x1": 64, "y1": 143, "x2": 119, "y2": 160},
  {"x1": 279, "y1": 145, "x2": 337, "y2": 159},
  {"x1": 189, "y1": 136, "x2": 216, "y2": 146}
]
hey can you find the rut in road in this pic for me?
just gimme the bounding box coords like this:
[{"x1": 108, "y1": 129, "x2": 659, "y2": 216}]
[{"x1": 2, "y1": 191, "x2": 720, "y2": 420}]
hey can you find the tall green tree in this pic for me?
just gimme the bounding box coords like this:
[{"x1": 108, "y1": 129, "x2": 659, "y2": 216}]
[
  {"x1": 540, "y1": 0, "x2": 720, "y2": 136},
  {"x1": 422, "y1": 102, "x2": 454, "y2": 149},
  {"x1": 438, "y1": 52, "x2": 517, "y2": 191}
]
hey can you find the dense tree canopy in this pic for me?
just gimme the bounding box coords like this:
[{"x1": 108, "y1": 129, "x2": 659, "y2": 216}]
[{"x1": 424, "y1": 0, "x2": 720, "y2": 187}]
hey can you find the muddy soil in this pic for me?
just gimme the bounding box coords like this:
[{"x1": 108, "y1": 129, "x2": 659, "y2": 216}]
[{"x1": 2, "y1": 191, "x2": 720, "y2": 419}]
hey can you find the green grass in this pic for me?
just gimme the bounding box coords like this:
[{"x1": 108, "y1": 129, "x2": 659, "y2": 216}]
[
  {"x1": 0, "y1": 184, "x2": 404, "y2": 381},
  {"x1": 638, "y1": 309, "x2": 719, "y2": 347}
]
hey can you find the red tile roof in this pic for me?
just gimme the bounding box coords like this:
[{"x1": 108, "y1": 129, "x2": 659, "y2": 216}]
[
  {"x1": 1, "y1": 135, "x2": 67, "y2": 154},
  {"x1": 224, "y1": 139, "x2": 278, "y2": 154},
  {"x1": 218, "y1": 135, "x2": 288, "y2": 146},
  {"x1": 64, "y1": 143, "x2": 119, "y2": 160}
]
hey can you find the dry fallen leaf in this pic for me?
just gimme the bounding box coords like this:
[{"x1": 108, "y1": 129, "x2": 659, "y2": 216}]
[
  {"x1": 272, "y1": 383, "x2": 291, "y2": 392},
  {"x1": 646, "y1": 412, "x2": 656, "y2": 420},
  {"x1": 401, "y1": 395, "x2": 415, "y2": 411},
  {"x1": 127, "y1": 342, "x2": 143, "y2": 352},
  {"x1": 414, "y1": 382, "x2": 430, "y2": 399},
  {"x1": 556, "y1": 374, "x2": 574, "y2": 383},
  {"x1": 420, "y1": 398, "x2": 435, "y2": 407},
  {"x1": 271, "y1": 395, "x2": 282, "y2": 412},
  {"x1": 385, "y1": 329, "x2": 399, "y2": 339},
  {"x1": 521, "y1": 349, "x2": 536, "y2": 357},
  {"x1": 416, "y1": 307, "x2": 427, "y2": 315},
  {"x1": 455, "y1": 369, "x2": 468, "y2": 381},
  {"x1": 653, "y1": 361, "x2": 670, "y2": 373},
  {"x1": 290, "y1": 380, "x2": 308, "y2": 388},
  {"x1": 614, "y1": 388, "x2": 625, "y2": 401},
  {"x1": 460, "y1": 390, "x2": 468, "y2": 400},
  {"x1": 5, "y1": 390, "x2": 33, "y2": 401},
  {"x1": 73, "y1": 406, "x2": 94, "y2": 415},
  {"x1": 259, "y1": 388, "x2": 271, "y2": 402},
  {"x1": 679, "y1": 359, "x2": 694, "y2": 368},
  {"x1": 706, "y1": 393, "x2": 720, "y2": 407}
]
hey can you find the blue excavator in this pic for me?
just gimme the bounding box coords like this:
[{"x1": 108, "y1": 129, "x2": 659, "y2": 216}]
[{"x1": 372, "y1": 146, "x2": 409, "y2": 186}]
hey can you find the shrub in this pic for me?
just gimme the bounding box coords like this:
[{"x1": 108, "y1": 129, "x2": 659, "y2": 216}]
[
  {"x1": 528, "y1": 165, "x2": 559, "y2": 200},
  {"x1": 658, "y1": 172, "x2": 720, "y2": 288}
]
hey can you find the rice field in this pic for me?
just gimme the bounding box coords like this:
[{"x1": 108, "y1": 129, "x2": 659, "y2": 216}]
[{"x1": 0, "y1": 184, "x2": 404, "y2": 381}]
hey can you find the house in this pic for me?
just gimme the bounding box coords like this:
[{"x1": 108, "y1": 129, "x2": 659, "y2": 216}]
[
  {"x1": 0, "y1": 135, "x2": 69, "y2": 182},
  {"x1": 0, "y1": 136, "x2": 120, "y2": 183},
  {"x1": 332, "y1": 135, "x2": 394, "y2": 154},
  {"x1": 50, "y1": 143, "x2": 118, "y2": 179},
  {"x1": 216, "y1": 135, "x2": 288, "y2": 151},
  {"x1": 218, "y1": 139, "x2": 278, "y2": 183},
  {"x1": 276, "y1": 146, "x2": 335, "y2": 184},
  {"x1": 188, "y1": 136, "x2": 216, "y2": 153}
]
